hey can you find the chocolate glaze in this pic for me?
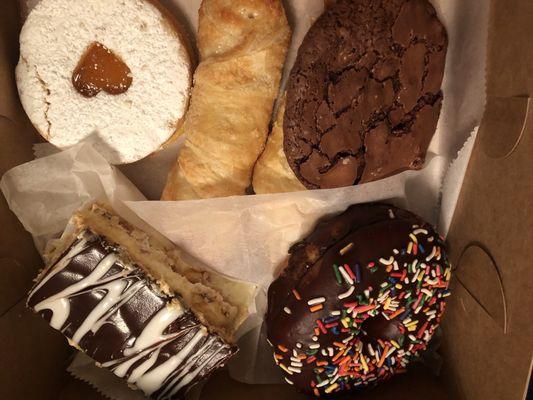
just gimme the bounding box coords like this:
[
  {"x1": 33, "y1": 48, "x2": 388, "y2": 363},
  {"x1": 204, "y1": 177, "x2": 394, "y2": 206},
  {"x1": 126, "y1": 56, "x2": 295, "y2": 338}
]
[
  {"x1": 27, "y1": 231, "x2": 236, "y2": 400},
  {"x1": 266, "y1": 204, "x2": 451, "y2": 396},
  {"x1": 283, "y1": 0, "x2": 447, "y2": 189}
]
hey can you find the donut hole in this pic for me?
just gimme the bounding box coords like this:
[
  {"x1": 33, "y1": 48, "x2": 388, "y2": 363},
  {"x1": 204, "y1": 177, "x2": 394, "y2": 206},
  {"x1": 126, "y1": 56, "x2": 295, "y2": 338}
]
[{"x1": 361, "y1": 314, "x2": 402, "y2": 342}]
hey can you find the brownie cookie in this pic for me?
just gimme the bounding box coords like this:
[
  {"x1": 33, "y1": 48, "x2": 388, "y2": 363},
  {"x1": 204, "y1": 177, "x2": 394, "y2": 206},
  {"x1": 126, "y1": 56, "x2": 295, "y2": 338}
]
[
  {"x1": 283, "y1": 0, "x2": 447, "y2": 189},
  {"x1": 266, "y1": 204, "x2": 452, "y2": 396}
]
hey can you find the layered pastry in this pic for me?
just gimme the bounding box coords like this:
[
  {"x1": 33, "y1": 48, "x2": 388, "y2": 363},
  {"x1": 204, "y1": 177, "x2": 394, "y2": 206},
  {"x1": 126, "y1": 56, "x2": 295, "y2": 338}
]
[
  {"x1": 16, "y1": 0, "x2": 193, "y2": 164},
  {"x1": 253, "y1": 0, "x2": 447, "y2": 193},
  {"x1": 161, "y1": 0, "x2": 291, "y2": 200},
  {"x1": 266, "y1": 204, "x2": 452, "y2": 396},
  {"x1": 27, "y1": 204, "x2": 255, "y2": 399}
]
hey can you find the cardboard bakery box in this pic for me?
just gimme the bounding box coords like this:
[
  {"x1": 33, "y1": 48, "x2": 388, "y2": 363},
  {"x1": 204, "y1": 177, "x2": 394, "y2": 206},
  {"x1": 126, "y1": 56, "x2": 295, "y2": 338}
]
[{"x1": 0, "y1": 0, "x2": 532, "y2": 399}]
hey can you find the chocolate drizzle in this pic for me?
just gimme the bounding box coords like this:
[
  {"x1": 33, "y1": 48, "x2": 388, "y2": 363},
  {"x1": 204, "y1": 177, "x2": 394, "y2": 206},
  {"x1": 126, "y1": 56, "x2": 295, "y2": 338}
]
[
  {"x1": 266, "y1": 204, "x2": 452, "y2": 396},
  {"x1": 27, "y1": 231, "x2": 236, "y2": 400},
  {"x1": 283, "y1": 0, "x2": 447, "y2": 189}
]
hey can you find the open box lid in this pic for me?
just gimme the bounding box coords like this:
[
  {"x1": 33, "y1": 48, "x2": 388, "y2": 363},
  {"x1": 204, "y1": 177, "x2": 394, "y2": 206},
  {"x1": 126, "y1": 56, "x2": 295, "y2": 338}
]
[
  {"x1": 0, "y1": 0, "x2": 531, "y2": 399},
  {"x1": 0, "y1": 1, "x2": 74, "y2": 398},
  {"x1": 443, "y1": 0, "x2": 533, "y2": 399}
]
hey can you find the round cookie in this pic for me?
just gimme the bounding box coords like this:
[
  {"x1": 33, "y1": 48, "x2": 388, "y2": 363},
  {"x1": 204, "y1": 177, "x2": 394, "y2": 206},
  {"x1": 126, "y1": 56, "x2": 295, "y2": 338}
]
[
  {"x1": 16, "y1": 0, "x2": 192, "y2": 164},
  {"x1": 283, "y1": 0, "x2": 447, "y2": 189},
  {"x1": 266, "y1": 204, "x2": 452, "y2": 396}
]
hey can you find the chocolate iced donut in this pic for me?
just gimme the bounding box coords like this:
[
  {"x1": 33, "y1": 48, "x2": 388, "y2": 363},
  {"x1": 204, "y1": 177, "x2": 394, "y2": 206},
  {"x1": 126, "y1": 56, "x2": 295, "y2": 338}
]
[
  {"x1": 283, "y1": 0, "x2": 447, "y2": 189},
  {"x1": 266, "y1": 204, "x2": 452, "y2": 396}
]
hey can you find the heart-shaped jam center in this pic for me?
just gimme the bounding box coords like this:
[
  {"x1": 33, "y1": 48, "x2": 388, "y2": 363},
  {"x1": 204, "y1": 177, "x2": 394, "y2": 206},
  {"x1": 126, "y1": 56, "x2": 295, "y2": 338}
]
[{"x1": 72, "y1": 42, "x2": 132, "y2": 97}]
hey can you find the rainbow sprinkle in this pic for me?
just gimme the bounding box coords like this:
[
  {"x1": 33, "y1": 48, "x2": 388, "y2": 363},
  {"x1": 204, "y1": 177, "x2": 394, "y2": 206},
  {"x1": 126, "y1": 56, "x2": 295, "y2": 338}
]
[
  {"x1": 339, "y1": 242, "x2": 354, "y2": 255},
  {"x1": 269, "y1": 224, "x2": 452, "y2": 397}
]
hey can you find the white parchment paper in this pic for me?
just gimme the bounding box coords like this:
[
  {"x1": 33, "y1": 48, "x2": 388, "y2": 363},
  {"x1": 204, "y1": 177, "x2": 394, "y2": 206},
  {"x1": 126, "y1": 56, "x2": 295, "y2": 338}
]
[{"x1": 4, "y1": 0, "x2": 489, "y2": 398}]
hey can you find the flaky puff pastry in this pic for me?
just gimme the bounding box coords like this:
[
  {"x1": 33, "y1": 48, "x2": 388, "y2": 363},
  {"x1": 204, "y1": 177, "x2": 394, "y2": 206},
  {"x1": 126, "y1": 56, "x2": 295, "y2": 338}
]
[
  {"x1": 252, "y1": 97, "x2": 305, "y2": 194},
  {"x1": 162, "y1": 0, "x2": 291, "y2": 200}
]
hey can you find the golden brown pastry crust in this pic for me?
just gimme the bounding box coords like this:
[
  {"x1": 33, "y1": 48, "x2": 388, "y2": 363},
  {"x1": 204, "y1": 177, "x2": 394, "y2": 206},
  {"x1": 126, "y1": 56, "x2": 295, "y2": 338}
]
[
  {"x1": 162, "y1": 0, "x2": 291, "y2": 200},
  {"x1": 251, "y1": 97, "x2": 305, "y2": 194}
]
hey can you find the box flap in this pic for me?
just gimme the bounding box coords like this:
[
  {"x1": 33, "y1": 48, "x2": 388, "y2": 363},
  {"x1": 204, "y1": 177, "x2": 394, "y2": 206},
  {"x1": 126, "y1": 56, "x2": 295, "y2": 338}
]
[
  {"x1": 0, "y1": 0, "x2": 24, "y2": 123},
  {"x1": 477, "y1": 96, "x2": 529, "y2": 159},
  {"x1": 487, "y1": 0, "x2": 533, "y2": 97},
  {"x1": 454, "y1": 244, "x2": 506, "y2": 333},
  {"x1": 0, "y1": 1, "x2": 71, "y2": 398},
  {"x1": 0, "y1": 115, "x2": 43, "y2": 314},
  {"x1": 56, "y1": 366, "x2": 450, "y2": 400},
  {"x1": 200, "y1": 367, "x2": 450, "y2": 400},
  {"x1": 0, "y1": 300, "x2": 72, "y2": 399},
  {"x1": 0, "y1": 257, "x2": 35, "y2": 316},
  {"x1": 445, "y1": 98, "x2": 533, "y2": 399},
  {"x1": 444, "y1": 0, "x2": 533, "y2": 397}
]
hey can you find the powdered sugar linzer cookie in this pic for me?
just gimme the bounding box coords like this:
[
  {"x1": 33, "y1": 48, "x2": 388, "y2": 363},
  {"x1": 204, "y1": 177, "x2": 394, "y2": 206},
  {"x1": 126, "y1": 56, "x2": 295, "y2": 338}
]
[{"x1": 16, "y1": 0, "x2": 192, "y2": 164}]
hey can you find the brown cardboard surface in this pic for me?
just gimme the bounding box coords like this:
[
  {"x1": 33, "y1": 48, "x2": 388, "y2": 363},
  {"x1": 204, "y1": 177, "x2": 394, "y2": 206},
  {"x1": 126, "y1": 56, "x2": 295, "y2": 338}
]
[
  {"x1": 199, "y1": 367, "x2": 450, "y2": 400},
  {"x1": 57, "y1": 367, "x2": 450, "y2": 400},
  {"x1": 0, "y1": 0, "x2": 24, "y2": 123},
  {"x1": 0, "y1": 257, "x2": 34, "y2": 315},
  {"x1": 443, "y1": 1, "x2": 533, "y2": 398},
  {"x1": 487, "y1": 0, "x2": 533, "y2": 97},
  {"x1": 454, "y1": 245, "x2": 506, "y2": 333},
  {"x1": 0, "y1": 2, "x2": 74, "y2": 399},
  {"x1": 478, "y1": 96, "x2": 529, "y2": 159},
  {"x1": 0, "y1": 118, "x2": 42, "y2": 265},
  {"x1": 59, "y1": 377, "x2": 108, "y2": 400},
  {"x1": 0, "y1": 300, "x2": 72, "y2": 400},
  {"x1": 443, "y1": 96, "x2": 533, "y2": 399},
  {"x1": 444, "y1": 62, "x2": 533, "y2": 400}
]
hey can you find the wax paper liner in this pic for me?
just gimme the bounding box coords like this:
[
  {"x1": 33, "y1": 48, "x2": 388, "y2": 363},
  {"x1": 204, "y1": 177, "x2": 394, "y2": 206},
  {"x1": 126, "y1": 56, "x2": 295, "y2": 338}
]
[{"x1": 5, "y1": 0, "x2": 490, "y2": 395}]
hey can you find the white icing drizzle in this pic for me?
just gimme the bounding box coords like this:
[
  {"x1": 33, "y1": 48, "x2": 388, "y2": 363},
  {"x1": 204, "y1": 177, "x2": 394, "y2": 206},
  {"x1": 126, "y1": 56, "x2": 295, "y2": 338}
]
[
  {"x1": 72, "y1": 278, "x2": 144, "y2": 343},
  {"x1": 29, "y1": 231, "x2": 231, "y2": 399},
  {"x1": 29, "y1": 235, "x2": 91, "y2": 299},
  {"x1": 135, "y1": 327, "x2": 207, "y2": 395},
  {"x1": 33, "y1": 252, "x2": 122, "y2": 333},
  {"x1": 105, "y1": 306, "x2": 223, "y2": 398},
  {"x1": 124, "y1": 304, "x2": 185, "y2": 357},
  {"x1": 166, "y1": 338, "x2": 224, "y2": 398},
  {"x1": 42, "y1": 297, "x2": 70, "y2": 330},
  {"x1": 159, "y1": 337, "x2": 217, "y2": 398},
  {"x1": 127, "y1": 348, "x2": 161, "y2": 384},
  {"x1": 110, "y1": 349, "x2": 150, "y2": 378},
  {"x1": 89, "y1": 280, "x2": 145, "y2": 334}
]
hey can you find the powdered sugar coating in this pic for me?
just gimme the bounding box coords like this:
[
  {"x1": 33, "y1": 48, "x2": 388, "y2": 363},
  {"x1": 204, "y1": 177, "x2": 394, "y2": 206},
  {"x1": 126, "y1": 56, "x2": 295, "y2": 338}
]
[{"x1": 17, "y1": 0, "x2": 191, "y2": 164}]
